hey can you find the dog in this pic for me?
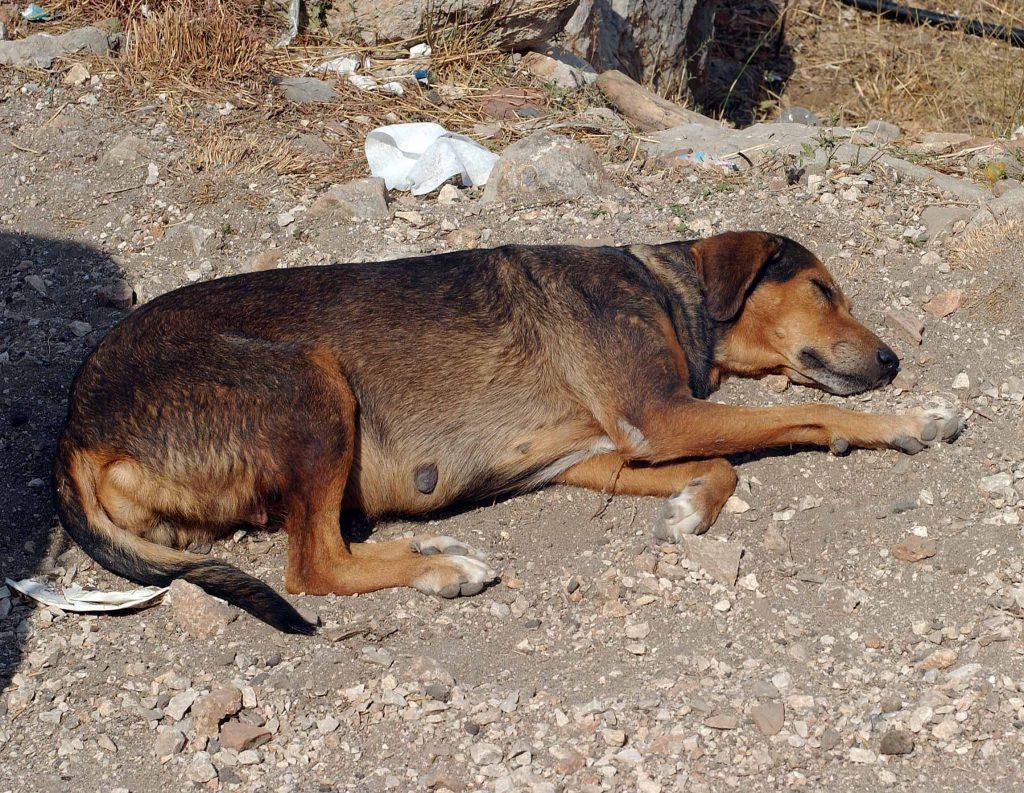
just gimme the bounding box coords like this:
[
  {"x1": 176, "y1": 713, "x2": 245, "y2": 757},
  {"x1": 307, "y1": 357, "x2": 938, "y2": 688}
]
[{"x1": 53, "y1": 231, "x2": 962, "y2": 633}]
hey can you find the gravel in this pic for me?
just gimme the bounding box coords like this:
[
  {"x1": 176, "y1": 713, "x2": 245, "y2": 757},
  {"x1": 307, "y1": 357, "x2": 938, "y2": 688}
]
[{"x1": 2, "y1": 64, "x2": 1024, "y2": 792}]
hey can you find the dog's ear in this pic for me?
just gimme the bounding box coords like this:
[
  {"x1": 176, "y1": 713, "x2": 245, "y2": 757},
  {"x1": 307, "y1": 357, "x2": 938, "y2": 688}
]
[{"x1": 690, "y1": 231, "x2": 784, "y2": 322}]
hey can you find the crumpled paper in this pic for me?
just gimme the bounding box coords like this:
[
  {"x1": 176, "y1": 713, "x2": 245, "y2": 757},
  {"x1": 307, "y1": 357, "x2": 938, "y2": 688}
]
[
  {"x1": 5, "y1": 577, "x2": 167, "y2": 613},
  {"x1": 365, "y1": 122, "x2": 499, "y2": 195}
]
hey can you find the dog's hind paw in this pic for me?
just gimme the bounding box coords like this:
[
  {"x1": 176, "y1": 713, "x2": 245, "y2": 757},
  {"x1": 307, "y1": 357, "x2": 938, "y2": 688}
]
[
  {"x1": 891, "y1": 404, "x2": 964, "y2": 455},
  {"x1": 654, "y1": 479, "x2": 713, "y2": 541},
  {"x1": 413, "y1": 555, "x2": 497, "y2": 599}
]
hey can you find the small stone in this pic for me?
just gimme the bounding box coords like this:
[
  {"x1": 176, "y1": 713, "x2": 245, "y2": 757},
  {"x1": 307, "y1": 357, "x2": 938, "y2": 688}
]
[
  {"x1": 317, "y1": 715, "x2": 340, "y2": 734},
  {"x1": 704, "y1": 713, "x2": 739, "y2": 730},
  {"x1": 820, "y1": 727, "x2": 841, "y2": 751},
  {"x1": 763, "y1": 374, "x2": 789, "y2": 393},
  {"x1": 63, "y1": 62, "x2": 90, "y2": 86},
  {"x1": 310, "y1": 177, "x2": 390, "y2": 221},
  {"x1": 69, "y1": 320, "x2": 92, "y2": 338},
  {"x1": 192, "y1": 686, "x2": 242, "y2": 738},
  {"x1": 98, "y1": 278, "x2": 135, "y2": 308},
  {"x1": 187, "y1": 752, "x2": 218, "y2": 783},
  {"x1": 891, "y1": 535, "x2": 936, "y2": 562},
  {"x1": 885, "y1": 310, "x2": 924, "y2": 345},
  {"x1": 250, "y1": 250, "x2": 283, "y2": 271},
  {"x1": 145, "y1": 162, "x2": 159, "y2": 186},
  {"x1": 600, "y1": 728, "x2": 627, "y2": 746},
  {"x1": 750, "y1": 702, "x2": 784, "y2": 736},
  {"x1": 153, "y1": 728, "x2": 185, "y2": 758},
  {"x1": 24, "y1": 274, "x2": 47, "y2": 296},
  {"x1": 219, "y1": 720, "x2": 271, "y2": 751},
  {"x1": 166, "y1": 579, "x2": 237, "y2": 638},
  {"x1": 624, "y1": 622, "x2": 650, "y2": 640},
  {"x1": 880, "y1": 725, "x2": 913, "y2": 758},
  {"x1": 952, "y1": 372, "x2": 970, "y2": 390},
  {"x1": 470, "y1": 742, "x2": 502, "y2": 765},
  {"x1": 165, "y1": 688, "x2": 199, "y2": 721},
  {"x1": 681, "y1": 536, "x2": 743, "y2": 586},
  {"x1": 724, "y1": 495, "x2": 750, "y2": 514},
  {"x1": 923, "y1": 288, "x2": 964, "y2": 318},
  {"x1": 918, "y1": 648, "x2": 957, "y2": 671},
  {"x1": 849, "y1": 747, "x2": 877, "y2": 764},
  {"x1": 778, "y1": 106, "x2": 819, "y2": 125},
  {"x1": 437, "y1": 184, "x2": 462, "y2": 204},
  {"x1": 276, "y1": 76, "x2": 337, "y2": 104}
]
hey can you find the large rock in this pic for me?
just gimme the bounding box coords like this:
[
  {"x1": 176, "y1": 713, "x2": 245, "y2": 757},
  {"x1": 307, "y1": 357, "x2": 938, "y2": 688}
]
[
  {"x1": 0, "y1": 26, "x2": 109, "y2": 68},
  {"x1": 481, "y1": 131, "x2": 617, "y2": 205},
  {"x1": 309, "y1": 177, "x2": 391, "y2": 221},
  {"x1": 562, "y1": 0, "x2": 715, "y2": 97},
  {"x1": 166, "y1": 579, "x2": 237, "y2": 638},
  {"x1": 270, "y1": 0, "x2": 577, "y2": 50}
]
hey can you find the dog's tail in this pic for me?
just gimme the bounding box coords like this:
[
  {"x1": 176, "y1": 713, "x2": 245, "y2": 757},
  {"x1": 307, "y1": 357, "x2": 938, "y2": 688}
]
[{"x1": 52, "y1": 440, "x2": 315, "y2": 635}]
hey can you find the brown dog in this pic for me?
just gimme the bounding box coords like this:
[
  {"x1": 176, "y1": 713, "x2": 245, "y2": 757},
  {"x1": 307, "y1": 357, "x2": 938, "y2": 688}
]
[{"x1": 53, "y1": 231, "x2": 961, "y2": 633}]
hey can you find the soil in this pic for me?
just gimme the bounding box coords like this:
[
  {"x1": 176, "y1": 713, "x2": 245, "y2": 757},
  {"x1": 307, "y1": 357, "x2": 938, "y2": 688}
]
[{"x1": 2, "y1": 67, "x2": 1024, "y2": 793}]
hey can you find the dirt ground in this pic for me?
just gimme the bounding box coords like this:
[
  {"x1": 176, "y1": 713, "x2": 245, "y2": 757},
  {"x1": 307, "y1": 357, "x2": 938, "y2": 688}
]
[{"x1": 2, "y1": 65, "x2": 1024, "y2": 793}]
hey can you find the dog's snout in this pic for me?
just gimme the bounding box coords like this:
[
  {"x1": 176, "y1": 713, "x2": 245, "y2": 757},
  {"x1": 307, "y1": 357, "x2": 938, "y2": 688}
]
[{"x1": 876, "y1": 346, "x2": 899, "y2": 374}]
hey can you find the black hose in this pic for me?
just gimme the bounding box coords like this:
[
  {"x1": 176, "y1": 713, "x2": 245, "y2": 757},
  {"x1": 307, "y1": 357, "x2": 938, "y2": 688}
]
[{"x1": 837, "y1": 0, "x2": 1024, "y2": 48}]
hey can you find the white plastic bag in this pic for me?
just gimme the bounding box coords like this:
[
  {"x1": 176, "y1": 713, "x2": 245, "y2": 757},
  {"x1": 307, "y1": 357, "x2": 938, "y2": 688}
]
[{"x1": 365, "y1": 122, "x2": 499, "y2": 196}]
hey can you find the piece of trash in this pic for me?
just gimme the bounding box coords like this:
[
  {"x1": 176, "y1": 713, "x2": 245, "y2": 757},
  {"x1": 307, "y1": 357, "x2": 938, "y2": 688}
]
[
  {"x1": 414, "y1": 68, "x2": 429, "y2": 85},
  {"x1": 671, "y1": 150, "x2": 739, "y2": 171},
  {"x1": 312, "y1": 55, "x2": 360, "y2": 76},
  {"x1": 276, "y1": 0, "x2": 300, "y2": 47},
  {"x1": 409, "y1": 43, "x2": 431, "y2": 57},
  {"x1": 5, "y1": 577, "x2": 167, "y2": 613},
  {"x1": 21, "y1": 3, "x2": 53, "y2": 21},
  {"x1": 365, "y1": 122, "x2": 499, "y2": 195}
]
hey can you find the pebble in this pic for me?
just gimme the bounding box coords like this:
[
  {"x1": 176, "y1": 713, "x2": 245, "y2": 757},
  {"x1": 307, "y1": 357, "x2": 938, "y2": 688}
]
[
  {"x1": 166, "y1": 579, "x2": 237, "y2": 638},
  {"x1": 750, "y1": 702, "x2": 784, "y2": 736},
  {"x1": 879, "y1": 729, "x2": 915, "y2": 755}
]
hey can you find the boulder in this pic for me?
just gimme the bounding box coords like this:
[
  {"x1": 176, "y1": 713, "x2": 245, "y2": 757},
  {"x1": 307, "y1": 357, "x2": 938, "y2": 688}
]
[
  {"x1": 481, "y1": 131, "x2": 617, "y2": 205},
  {"x1": 271, "y1": 0, "x2": 577, "y2": 51},
  {"x1": 0, "y1": 26, "x2": 109, "y2": 68},
  {"x1": 562, "y1": 0, "x2": 716, "y2": 98}
]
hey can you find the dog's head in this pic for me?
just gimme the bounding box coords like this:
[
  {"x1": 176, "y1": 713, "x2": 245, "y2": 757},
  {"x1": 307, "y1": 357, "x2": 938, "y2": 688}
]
[{"x1": 691, "y1": 231, "x2": 898, "y2": 395}]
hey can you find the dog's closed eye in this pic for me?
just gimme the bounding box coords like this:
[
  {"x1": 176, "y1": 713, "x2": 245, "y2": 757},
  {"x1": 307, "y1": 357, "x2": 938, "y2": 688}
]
[{"x1": 811, "y1": 278, "x2": 835, "y2": 304}]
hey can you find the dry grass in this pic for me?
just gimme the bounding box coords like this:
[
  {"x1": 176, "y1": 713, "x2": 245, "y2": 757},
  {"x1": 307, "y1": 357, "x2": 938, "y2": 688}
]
[
  {"x1": 21, "y1": 0, "x2": 615, "y2": 183},
  {"x1": 950, "y1": 219, "x2": 1023, "y2": 330},
  {"x1": 783, "y1": 0, "x2": 1024, "y2": 136}
]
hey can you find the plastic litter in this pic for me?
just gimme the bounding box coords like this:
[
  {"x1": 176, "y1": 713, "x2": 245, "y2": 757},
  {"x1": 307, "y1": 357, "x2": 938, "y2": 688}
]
[
  {"x1": 365, "y1": 122, "x2": 499, "y2": 195},
  {"x1": 21, "y1": 3, "x2": 53, "y2": 21},
  {"x1": 276, "y1": 0, "x2": 300, "y2": 47},
  {"x1": 409, "y1": 43, "x2": 431, "y2": 58},
  {"x1": 6, "y1": 576, "x2": 168, "y2": 613},
  {"x1": 671, "y1": 150, "x2": 739, "y2": 171},
  {"x1": 312, "y1": 55, "x2": 360, "y2": 76}
]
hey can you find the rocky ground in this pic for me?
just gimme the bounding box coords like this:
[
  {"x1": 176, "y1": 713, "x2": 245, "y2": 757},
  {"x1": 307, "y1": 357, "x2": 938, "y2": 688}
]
[{"x1": 2, "y1": 58, "x2": 1024, "y2": 793}]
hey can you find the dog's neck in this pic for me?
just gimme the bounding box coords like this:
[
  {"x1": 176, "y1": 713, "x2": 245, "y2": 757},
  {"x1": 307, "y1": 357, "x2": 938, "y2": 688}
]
[{"x1": 625, "y1": 242, "x2": 722, "y2": 398}]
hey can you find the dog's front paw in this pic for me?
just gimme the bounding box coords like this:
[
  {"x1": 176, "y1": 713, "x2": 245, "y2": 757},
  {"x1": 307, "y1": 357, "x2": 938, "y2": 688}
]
[
  {"x1": 412, "y1": 554, "x2": 496, "y2": 598},
  {"x1": 890, "y1": 404, "x2": 964, "y2": 454},
  {"x1": 654, "y1": 479, "x2": 714, "y2": 541}
]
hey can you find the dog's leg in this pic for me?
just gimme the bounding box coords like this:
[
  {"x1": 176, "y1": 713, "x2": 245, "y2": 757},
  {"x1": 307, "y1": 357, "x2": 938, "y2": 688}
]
[
  {"x1": 557, "y1": 453, "x2": 737, "y2": 537},
  {"x1": 626, "y1": 397, "x2": 962, "y2": 462}
]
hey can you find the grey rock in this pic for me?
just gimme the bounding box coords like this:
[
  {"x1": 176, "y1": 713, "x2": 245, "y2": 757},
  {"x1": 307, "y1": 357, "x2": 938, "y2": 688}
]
[
  {"x1": 187, "y1": 751, "x2": 218, "y2": 784},
  {"x1": 564, "y1": 0, "x2": 715, "y2": 98},
  {"x1": 310, "y1": 177, "x2": 390, "y2": 221},
  {"x1": 521, "y1": 50, "x2": 595, "y2": 90},
  {"x1": 861, "y1": 119, "x2": 901, "y2": 143},
  {"x1": 0, "y1": 26, "x2": 109, "y2": 68},
  {"x1": 101, "y1": 135, "x2": 148, "y2": 168},
  {"x1": 166, "y1": 579, "x2": 237, "y2": 638},
  {"x1": 778, "y1": 107, "x2": 819, "y2": 126},
  {"x1": 681, "y1": 536, "x2": 743, "y2": 586},
  {"x1": 879, "y1": 729, "x2": 914, "y2": 756},
  {"x1": 275, "y1": 76, "x2": 337, "y2": 104},
  {"x1": 972, "y1": 187, "x2": 1024, "y2": 227},
  {"x1": 750, "y1": 701, "x2": 784, "y2": 736},
  {"x1": 921, "y1": 205, "x2": 973, "y2": 240},
  {"x1": 159, "y1": 224, "x2": 218, "y2": 259},
  {"x1": 153, "y1": 728, "x2": 186, "y2": 758},
  {"x1": 482, "y1": 131, "x2": 618, "y2": 205},
  {"x1": 277, "y1": 0, "x2": 576, "y2": 51}
]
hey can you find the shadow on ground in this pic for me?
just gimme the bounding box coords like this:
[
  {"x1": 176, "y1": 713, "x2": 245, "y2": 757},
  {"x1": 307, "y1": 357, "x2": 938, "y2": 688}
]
[
  {"x1": 0, "y1": 231, "x2": 127, "y2": 692},
  {"x1": 698, "y1": 0, "x2": 796, "y2": 126}
]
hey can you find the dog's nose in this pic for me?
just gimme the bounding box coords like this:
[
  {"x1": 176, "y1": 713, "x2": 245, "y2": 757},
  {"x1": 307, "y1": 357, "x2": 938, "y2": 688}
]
[{"x1": 876, "y1": 346, "x2": 899, "y2": 373}]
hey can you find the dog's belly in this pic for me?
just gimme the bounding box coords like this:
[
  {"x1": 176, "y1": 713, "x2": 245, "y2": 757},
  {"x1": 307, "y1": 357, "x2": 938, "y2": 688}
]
[{"x1": 349, "y1": 415, "x2": 614, "y2": 517}]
